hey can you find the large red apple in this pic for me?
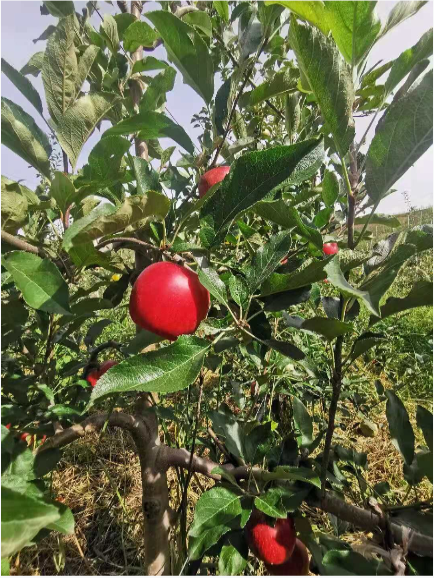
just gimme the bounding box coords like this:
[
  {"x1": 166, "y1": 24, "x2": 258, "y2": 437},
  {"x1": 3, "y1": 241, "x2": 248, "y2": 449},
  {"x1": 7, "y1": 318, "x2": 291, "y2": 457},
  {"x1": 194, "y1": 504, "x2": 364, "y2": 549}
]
[
  {"x1": 99, "y1": 360, "x2": 118, "y2": 377},
  {"x1": 198, "y1": 166, "x2": 230, "y2": 198},
  {"x1": 129, "y1": 262, "x2": 210, "y2": 341},
  {"x1": 246, "y1": 510, "x2": 296, "y2": 565},
  {"x1": 265, "y1": 538, "x2": 309, "y2": 575},
  {"x1": 323, "y1": 242, "x2": 339, "y2": 255}
]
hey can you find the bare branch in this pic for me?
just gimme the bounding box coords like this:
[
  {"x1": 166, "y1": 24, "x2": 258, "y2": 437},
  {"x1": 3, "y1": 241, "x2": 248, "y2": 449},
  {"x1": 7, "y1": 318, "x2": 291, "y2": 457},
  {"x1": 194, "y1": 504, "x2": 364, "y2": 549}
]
[{"x1": 1, "y1": 230, "x2": 45, "y2": 256}]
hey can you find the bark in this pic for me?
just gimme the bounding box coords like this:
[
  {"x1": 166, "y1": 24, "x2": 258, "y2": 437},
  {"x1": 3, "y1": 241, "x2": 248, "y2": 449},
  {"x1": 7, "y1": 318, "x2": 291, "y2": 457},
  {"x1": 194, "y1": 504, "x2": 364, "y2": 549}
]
[{"x1": 1, "y1": 230, "x2": 45, "y2": 256}]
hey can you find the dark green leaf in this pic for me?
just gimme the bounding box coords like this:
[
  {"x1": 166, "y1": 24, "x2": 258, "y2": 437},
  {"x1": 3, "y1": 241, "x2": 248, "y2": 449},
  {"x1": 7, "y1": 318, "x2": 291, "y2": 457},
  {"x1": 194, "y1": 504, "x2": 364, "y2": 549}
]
[
  {"x1": 354, "y1": 214, "x2": 401, "y2": 228},
  {"x1": 266, "y1": 339, "x2": 305, "y2": 361},
  {"x1": 245, "y1": 422, "x2": 274, "y2": 464},
  {"x1": 321, "y1": 171, "x2": 340, "y2": 207},
  {"x1": 322, "y1": 549, "x2": 392, "y2": 576},
  {"x1": 370, "y1": 280, "x2": 433, "y2": 325},
  {"x1": 1, "y1": 58, "x2": 43, "y2": 115},
  {"x1": 300, "y1": 317, "x2": 353, "y2": 340},
  {"x1": 263, "y1": 285, "x2": 311, "y2": 312},
  {"x1": 247, "y1": 232, "x2": 291, "y2": 291},
  {"x1": 385, "y1": 390, "x2": 415, "y2": 465},
  {"x1": 260, "y1": 257, "x2": 332, "y2": 296},
  {"x1": 75, "y1": 45, "x2": 100, "y2": 96},
  {"x1": 350, "y1": 332, "x2": 384, "y2": 362},
  {"x1": 84, "y1": 319, "x2": 112, "y2": 348},
  {"x1": 90, "y1": 336, "x2": 209, "y2": 403},
  {"x1": 289, "y1": 16, "x2": 355, "y2": 156},
  {"x1": 21, "y1": 51, "x2": 45, "y2": 77},
  {"x1": 100, "y1": 14, "x2": 119, "y2": 54},
  {"x1": 122, "y1": 329, "x2": 162, "y2": 355},
  {"x1": 293, "y1": 396, "x2": 313, "y2": 447},
  {"x1": 209, "y1": 405, "x2": 246, "y2": 461},
  {"x1": 113, "y1": 13, "x2": 137, "y2": 40},
  {"x1": 366, "y1": 70, "x2": 433, "y2": 202},
  {"x1": 123, "y1": 20, "x2": 157, "y2": 51},
  {"x1": 244, "y1": 68, "x2": 298, "y2": 107},
  {"x1": 201, "y1": 139, "x2": 324, "y2": 243},
  {"x1": 146, "y1": 10, "x2": 214, "y2": 104},
  {"x1": 218, "y1": 533, "x2": 248, "y2": 576},
  {"x1": 192, "y1": 253, "x2": 229, "y2": 308},
  {"x1": 50, "y1": 171, "x2": 75, "y2": 214},
  {"x1": 3, "y1": 252, "x2": 70, "y2": 315},
  {"x1": 228, "y1": 275, "x2": 250, "y2": 310},
  {"x1": 215, "y1": 77, "x2": 232, "y2": 136},
  {"x1": 131, "y1": 56, "x2": 168, "y2": 75},
  {"x1": 416, "y1": 405, "x2": 433, "y2": 453},
  {"x1": 43, "y1": 1, "x2": 75, "y2": 17},
  {"x1": 140, "y1": 66, "x2": 176, "y2": 112},
  {"x1": 104, "y1": 110, "x2": 194, "y2": 154},
  {"x1": 133, "y1": 156, "x2": 162, "y2": 193}
]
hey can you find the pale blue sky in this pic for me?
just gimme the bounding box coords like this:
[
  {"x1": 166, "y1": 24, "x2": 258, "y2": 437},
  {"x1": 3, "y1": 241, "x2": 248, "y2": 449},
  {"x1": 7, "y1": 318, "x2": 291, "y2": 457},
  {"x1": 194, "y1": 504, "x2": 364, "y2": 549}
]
[{"x1": 1, "y1": 0, "x2": 433, "y2": 214}]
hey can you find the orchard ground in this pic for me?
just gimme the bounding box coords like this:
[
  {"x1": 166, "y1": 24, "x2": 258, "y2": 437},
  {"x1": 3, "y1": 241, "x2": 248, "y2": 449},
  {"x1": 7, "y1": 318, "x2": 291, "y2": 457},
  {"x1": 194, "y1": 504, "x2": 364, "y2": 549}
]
[{"x1": 12, "y1": 208, "x2": 433, "y2": 576}]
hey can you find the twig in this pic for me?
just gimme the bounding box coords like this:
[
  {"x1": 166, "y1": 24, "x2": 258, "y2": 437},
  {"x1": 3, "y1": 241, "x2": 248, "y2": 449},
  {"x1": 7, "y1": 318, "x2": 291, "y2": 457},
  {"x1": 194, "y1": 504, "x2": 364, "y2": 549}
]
[
  {"x1": 1, "y1": 230, "x2": 45, "y2": 256},
  {"x1": 96, "y1": 236, "x2": 162, "y2": 254},
  {"x1": 207, "y1": 427, "x2": 232, "y2": 461}
]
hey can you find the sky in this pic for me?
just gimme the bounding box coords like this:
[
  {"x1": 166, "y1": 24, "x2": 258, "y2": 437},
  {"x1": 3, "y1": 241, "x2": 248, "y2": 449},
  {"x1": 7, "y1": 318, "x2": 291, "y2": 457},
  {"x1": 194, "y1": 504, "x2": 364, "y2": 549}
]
[{"x1": 1, "y1": 0, "x2": 433, "y2": 214}]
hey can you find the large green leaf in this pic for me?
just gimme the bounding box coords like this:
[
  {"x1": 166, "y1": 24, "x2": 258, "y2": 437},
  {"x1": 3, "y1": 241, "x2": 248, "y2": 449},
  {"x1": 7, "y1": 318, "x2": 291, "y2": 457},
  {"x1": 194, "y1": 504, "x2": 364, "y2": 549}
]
[
  {"x1": 188, "y1": 487, "x2": 242, "y2": 560},
  {"x1": 41, "y1": 15, "x2": 78, "y2": 123},
  {"x1": 266, "y1": 1, "x2": 330, "y2": 35},
  {"x1": 146, "y1": 10, "x2": 214, "y2": 104},
  {"x1": 63, "y1": 192, "x2": 170, "y2": 250},
  {"x1": 300, "y1": 317, "x2": 353, "y2": 340},
  {"x1": 246, "y1": 232, "x2": 291, "y2": 291},
  {"x1": 123, "y1": 21, "x2": 157, "y2": 52},
  {"x1": 43, "y1": 1, "x2": 75, "y2": 17},
  {"x1": 289, "y1": 16, "x2": 355, "y2": 156},
  {"x1": 243, "y1": 68, "x2": 298, "y2": 107},
  {"x1": 213, "y1": 1, "x2": 230, "y2": 22},
  {"x1": 140, "y1": 66, "x2": 176, "y2": 112},
  {"x1": 1, "y1": 58, "x2": 43, "y2": 115},
  {"x1": 100, "y1": 14, "x2": 119, "y2": 54},
  {"x1": 354, "y1": 214, "x2": 401, "y2": 228},
  {"x1": 385, "y1": 391, "x2": 415, "y2": 465},
  {"x1": 321, "y1": 170, "x2": 339, "y2": 207},
  {"x1": 218, "y1": 534, "x2": 248, "y2": 576},
  {"x1": 76, "y1": 135, "x2": 131, "y2": 190},
  {"x1": 90, "y1": 336, "x2": 209, "y2": 404},
  {"x1": 254, "y1": 200, "x2": 323, "y2": 248},
  {"x1": 75, "y1": 45, "x2": 100, "y2": 97},
  {"x1": 1, "y1": 98, "x2": 51, "y2": 179},
  {"x1": 366, "y1": 70, "x2": 433, "y2": 202},
  {"x1": 349, "y1": 332, "x2": 385, "y2": 362},
  {"x1": 104, "y1": 110, "x2": 194, "y2": 154},
  {"x1": 386, "y1": 28, "x2": 433, "y2": 95},
  {"x1": 1, "y1": 177, "x2": 39, "y2": 234},
  {"x1": 200, "y1": 138, "x2": 324, "y2": 243},
  {"x1": 260, "y1": 257, "x2": 333, "y2": 296},
  {"x1": 55, "y1": 93, "x2": 120, "y2": 169},
  {"x1": 1, "y1": 486, "x2": 65, "y2": 558},
  {"x1": 378, "y1": 1, "x2": 428, "y2": 39},
  {"x1": 50, "y1": 171, "x2": 76, "y2": 214},
  {"x1": 131, "y1": 56, "x2": 168, "y2": 75},
  {"x1": 192, "y1": 253, "x2": 229, "y2": 308},
  {"x1": 3, "y1": 252, "x2": 71, "y2": 315},
  {"x1": 21, "y1": 52, "x2": 45, "y2": 77},
  {"x1": 183, "y1": 11, "x2": 213, "y2": 38},
  {"x1": 324, "y1": 1, "x2": 381, "y2": 66},
  {"x1": 133, "y1": 156, "x2": 162, "y2": 194},
  {"x1": 370, "y1": 280, "x2": 433, "y2": 325}
]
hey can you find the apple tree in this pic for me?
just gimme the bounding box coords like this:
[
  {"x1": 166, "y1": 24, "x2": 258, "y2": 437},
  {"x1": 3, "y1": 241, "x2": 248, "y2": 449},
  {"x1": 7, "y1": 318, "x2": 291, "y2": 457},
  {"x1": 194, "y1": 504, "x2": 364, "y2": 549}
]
[{"x1": 1, "y1": 1, "x2": 433, "y2": 575}]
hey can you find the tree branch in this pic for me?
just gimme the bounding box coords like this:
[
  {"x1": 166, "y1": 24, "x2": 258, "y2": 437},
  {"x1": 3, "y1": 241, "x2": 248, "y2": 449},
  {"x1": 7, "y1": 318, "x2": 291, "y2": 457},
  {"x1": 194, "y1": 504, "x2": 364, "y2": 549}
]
[{"x1": 1, "y1": 230, "x2": 45, "y2": 256}]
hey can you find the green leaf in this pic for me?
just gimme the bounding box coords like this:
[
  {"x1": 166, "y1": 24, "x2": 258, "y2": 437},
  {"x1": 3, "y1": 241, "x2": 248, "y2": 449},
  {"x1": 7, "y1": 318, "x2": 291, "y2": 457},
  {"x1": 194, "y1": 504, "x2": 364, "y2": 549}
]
[
  {"x1": 140, "y1": 66, "x2": 176, "y2": 112},
  {"x1": 321, "y1": 170, "x2": 340, "y2": 207},
  {"x1": 43, "y1": 1, "x2": 75, "y2": 17},
  {"x1": 90, "y1": 336, "x2": 209, "y2": 403},
  {"x1": 244, "y1": 68, "x2": 298, "y2": 107},
  {"x1": 1, "y1": 58, "x2": 43, "y2": 115},
  {"x1": 63, "y1": 192, "x2": 170, "y2": 250},
  {"x1": 188, "y1": 487, "x2": 242, "y2": 560},
  {"x1": 378, "y1": 1, "x2": 428, "y2": 39},
  {"x1": 289, "y1": 16, "x2": 355, "y2": 156},
  {"x1": 247, "y1": 232, "x2": 291, "y2": 292},
  {"x1": 123, "y1": 21, "x2": 157, "y2": 51},
  {"x1": 75, "y1": 45, "x2": 100, "y2": 96},
  {"x1": 133, "y1": 156, "x2": 162, "y2": 193},
  {"x1": 266, "y1": 1, "x2": 330, "y2": 35},
  {"x1": 416, "y1": 405, "x2": 433, "y2": 453},
  {"x1": 370, "y1": 280, "x2": 433, "y2": 325},
  {"x1": 122, "y1": 329, "x2": 162, "y2": 355},
  {"x1": 260, "y1": 257, "x2": 333, "y2": 296},
  {"x1": 213, "y1": 1, "x2": 230, "y2": 22},
  {"x1": 209, "y1": 405, "x2": 246, "y2": 461},
  {"x1": 50, "y1": 171, "x2": 75, "y2": 214},
  {"x1": 354, "y1": 214, "x2": 401, "y2": 228},
  {"x1": 55, "y1": 93, "x2": 121, "y2": 170},
  {"x1": 218, "y1": 535, "x2": 248, "y2": 576},
  {"x1": 324, "y1": 257, "x2": 379, "y2": 316},
  {"x1": 322, "y1": 549, "x2": 392, "y2": 576},
  {"x1": 192, "y1": 253, "x2": 229, "y2": 308},
  {"x1": 1, "y1": 97, "x2": 51, "y2": 179},
  {"x1": 104, "y1": 110, "x2": 194, "y2": 154},
  {"x1": 266, "y1": 339, "x2": 306, "y2": 361},
  {"x1": 201, "y1": 139, "x2": 324, "y2": 243},
  {"x1": 100, "y1": 14, "x2": 119, "y2": 54},
  {"x1": 1, "y1": 558, "x2": 10, "y2": 576},
  {"x1": 385, "y1": 391, "x2": 415, "y2": 465},
  {"x1": 324, "y1": 1, "x2": 381, "y2": 66},
  {"x1": 146, "y1": 10, "x2": 214, "y2": 104},
  {"x1": 3, "y1": 252, "x2": 70, "y2": 315},
  {"x1": 270, "y1": 465, "x2": 321, "y2": 488},
  {"x1": 113, "y1": 13, "x2": 137, "y2": 40},
  {"x1": 42, "y1": 15, "x2": 78, "y2": 123},
  {"x1": 21, "y1": 51, "x2": 45, "y2": 77},
  {"x1": 1, "y1": 486, "x2": 64, "y2": 558},
  {"x1": 37, "y1": 384, "x2": 55, "y2": 404},
  {"x1": 293, "y1": 396, "x2": 313, "y2": 447},
  {"x1": 385, "y1": 28, "x2": 433, "y2": 94},
  {"x1": 131, "y1": 56, "x2": 168, "y2": 75},
  {"x1": 76, "y1": 135, "x2": 131, "y2": 189},
  {"x1": 254, "y1": 201, "x2": 323, "y2": 248},
  {"x1": 366, "y1": 70, "x2": 433, "y2": 202},
  {"x1": 215, "y1": 77, "x2": 232, "y2": 136},
  {"x1": 254, "y1": 487, "x2": 309, "y2": 518},
  {"x1": 228, "y1": 275, "x2": 250, "y2": 310},
  {"x1": 300, "y1": 317, "x2": 353, "y2": 340},
  {"x1": 1, "y1": 177, "x2": 38, "y2": 234},
  {"x1": 183, "y1": 11, "x2": 213, "y2": 38},
  {"x1": 350, "y1": 332, "x2": 385, "y2": 362}
]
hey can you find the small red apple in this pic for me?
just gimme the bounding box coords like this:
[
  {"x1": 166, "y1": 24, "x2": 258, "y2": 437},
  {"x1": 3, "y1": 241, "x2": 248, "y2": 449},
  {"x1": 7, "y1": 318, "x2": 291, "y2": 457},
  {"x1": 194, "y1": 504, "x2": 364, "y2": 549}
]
[
  {"x1": 323, "y1": 242, "x2": 339, "y2": 255},
  {"x1": 265, "y1": 539, "x2": 309, "y2": 575},
  {"x1": 99, "y1": 360, "x2": 118, "y2": 377},
  {"x1": 323, "y1": 279, "x2": 330, "y2": 284},
  {"x1": 86, "y1": 369, "x2": 100, "y2": 388},
  {"x1": 280, "y1": 257, "x2": 288, "y2": 265},
  {"x1": 129, "y1": 262, "x2": 210, "y2": 341},
  {"x1": 20, "y1": 432, "x2": 29, "y2": 441},
  {"x1": 198, "y1": 166, "x2": 230, "y2": 198},
  {"x1": 5, "y1": 424, "x2": 11, "y2": 430},
  {"x1": 246, "y1": 510, "x2": 296, "y2": 566}
]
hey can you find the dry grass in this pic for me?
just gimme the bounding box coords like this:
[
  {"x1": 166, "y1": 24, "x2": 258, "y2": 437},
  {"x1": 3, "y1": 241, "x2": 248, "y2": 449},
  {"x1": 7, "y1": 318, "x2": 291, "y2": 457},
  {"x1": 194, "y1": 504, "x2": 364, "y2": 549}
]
[{"x1": 10, "y1": 399, "x2": 432, "y2": 576}]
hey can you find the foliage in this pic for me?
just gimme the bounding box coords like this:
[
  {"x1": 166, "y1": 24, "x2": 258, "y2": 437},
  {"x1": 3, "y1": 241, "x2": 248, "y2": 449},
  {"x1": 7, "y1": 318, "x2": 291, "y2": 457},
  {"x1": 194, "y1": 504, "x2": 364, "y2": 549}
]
[{"x1": 1, "y1": 1, "x2": 433, "y2": 575}]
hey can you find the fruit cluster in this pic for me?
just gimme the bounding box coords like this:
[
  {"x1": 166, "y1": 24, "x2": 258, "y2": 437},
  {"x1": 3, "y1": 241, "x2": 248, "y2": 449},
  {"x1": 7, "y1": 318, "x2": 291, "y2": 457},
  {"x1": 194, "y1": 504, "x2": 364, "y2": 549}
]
[{"x1": 246, "y1": 510, "x2": 309, "y2": 575}]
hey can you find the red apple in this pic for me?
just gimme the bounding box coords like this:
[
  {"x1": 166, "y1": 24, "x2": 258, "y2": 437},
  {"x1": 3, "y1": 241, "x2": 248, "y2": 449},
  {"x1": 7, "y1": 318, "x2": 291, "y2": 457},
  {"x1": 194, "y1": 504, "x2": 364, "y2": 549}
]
[
  {"x1": 86, "y1": 369, "x2": 100, "y2": 388},
  {"x1": 129, "y1": 262, "x2": 210, "y2": 341},
  {"x1": 323, "y1": 242, "x2": 339, "y2": 255},
  {"x1": 265, "y1": 539, "x2": 309, "y2": 575},
  {"x1": 5, "y1": 424, "x2": 11, "y2": 430},
  {"x1": 246, "y1": 511, "x2": 296, "y2": 565},
  {"x1": 99, "y1": 360, "x2": 118, "y2": 377},
  {"x1": 280, "y1": 257, "x2": 288, "y2": 265},
  {"x1": 198, "y1": 166, "x2": 230, "y2": 198},
  {"x1": 20, "y1": 432, "x2": 29, "y2": 441},
  {"x1": 323, "y1": 279, "x2": 330, "y2": 284}
]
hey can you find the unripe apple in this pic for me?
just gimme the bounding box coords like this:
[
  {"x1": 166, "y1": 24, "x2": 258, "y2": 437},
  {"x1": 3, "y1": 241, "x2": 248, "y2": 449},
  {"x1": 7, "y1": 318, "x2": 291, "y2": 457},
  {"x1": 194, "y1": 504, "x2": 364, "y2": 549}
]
[
  {"x1": 265, "y1": 539, "x2": 309, "y2": 575},
  {"x1": 246, "y1": 510, "x2": 296, "y2": 565},
  {"x1": 198, "y1": 166, "x2": 230, "y2": 198},
  {"x1": 262, "y1": 129, "x2": 271, "y2": 138},
  {"x1": 129, "y1": 262, "x2": 210, "y2": 341},
  {"x1": 323, "y1": 242, "x2": 339, "y2": 255}
]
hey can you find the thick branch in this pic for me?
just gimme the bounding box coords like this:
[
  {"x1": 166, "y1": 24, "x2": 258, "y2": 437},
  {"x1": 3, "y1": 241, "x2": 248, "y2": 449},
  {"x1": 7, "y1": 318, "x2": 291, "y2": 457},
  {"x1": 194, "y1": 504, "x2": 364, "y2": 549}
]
[{"x1": 1, "y1": 230, "x2": 45, "y2": 256}]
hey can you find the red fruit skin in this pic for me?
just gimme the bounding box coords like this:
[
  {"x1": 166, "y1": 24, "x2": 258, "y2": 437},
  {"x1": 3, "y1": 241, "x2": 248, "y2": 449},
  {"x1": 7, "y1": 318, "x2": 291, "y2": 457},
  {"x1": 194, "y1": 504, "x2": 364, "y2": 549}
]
[
  {"x1": 265, "y1": 539, "x2": 309, "y2": 575},
  {"x1": 198, "y1": 166, "x2": 230, "y2": 198},
  {"x1": 280, "y1": 257, "x2": 288, "y2": 265},
  {"x1": 323, "y1": 242, "x2": 339, "y2": 255},
  {"x1": 323, "y1": 279, "x2": 330, "y2": 284},
  {"x1": 87, "y1": 369, "x2": 100, "y2": 388},
  {"x1": 129, "y1": 262, "x2": 210, "y2": 341},
  {"x1": 5, "y1": 424, "x2": 11, "y2": 430},
  {"x1": 246, "y1": 512, "x2": 296, "y2": 565},
  {"x1": 99, "y1": 360, "x2": 118, "y2": 377}
]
